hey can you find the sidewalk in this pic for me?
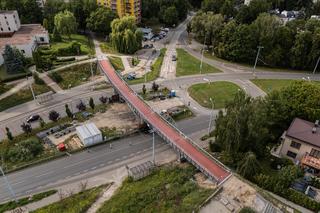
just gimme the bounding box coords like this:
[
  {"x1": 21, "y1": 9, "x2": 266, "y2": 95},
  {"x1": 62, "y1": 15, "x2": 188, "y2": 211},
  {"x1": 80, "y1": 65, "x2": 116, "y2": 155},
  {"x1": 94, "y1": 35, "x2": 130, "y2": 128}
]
[
  {"x1": 0, "y1": 78, "x2": 33, "y2": 100},
  {"x1": 39, "y1": 73, "x2": 63, "y2": 93}
]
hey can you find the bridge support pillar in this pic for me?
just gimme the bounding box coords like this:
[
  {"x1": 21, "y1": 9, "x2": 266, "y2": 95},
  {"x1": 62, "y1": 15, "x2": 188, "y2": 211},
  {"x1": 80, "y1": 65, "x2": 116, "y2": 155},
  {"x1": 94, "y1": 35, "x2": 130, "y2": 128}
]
[{"x1": 177, "y1": 152, "x2": 187, "y2": 163}]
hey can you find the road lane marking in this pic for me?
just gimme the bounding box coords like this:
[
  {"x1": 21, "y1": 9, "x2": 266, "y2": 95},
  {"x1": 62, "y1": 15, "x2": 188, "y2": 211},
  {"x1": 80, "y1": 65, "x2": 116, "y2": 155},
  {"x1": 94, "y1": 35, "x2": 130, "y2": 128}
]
[
  {"x1": 35, "y1": 171, "x2": 53, "y2": 178},
  {"x1": 11, "y1": 180, "x2": 25, "y2": 186}
]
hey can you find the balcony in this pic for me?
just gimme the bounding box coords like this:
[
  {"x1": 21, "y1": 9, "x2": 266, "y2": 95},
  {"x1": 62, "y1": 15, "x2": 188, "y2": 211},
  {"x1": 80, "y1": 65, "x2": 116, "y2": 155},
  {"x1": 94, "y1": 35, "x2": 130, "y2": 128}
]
[{"x1": 301, "y1": 154, "x2": 320, "y2": 176}]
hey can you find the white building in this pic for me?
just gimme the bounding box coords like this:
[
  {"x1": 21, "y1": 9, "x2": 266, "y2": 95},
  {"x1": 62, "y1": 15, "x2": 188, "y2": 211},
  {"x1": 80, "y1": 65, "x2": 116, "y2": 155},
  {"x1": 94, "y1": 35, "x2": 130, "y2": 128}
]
[
  {"x1": 76, "y1": 123, "x2": 103, "y2": 147},
  {"x1": 0, "y1": 10, "x2": 21, "y2": 35},
  {"x1": 0, "y1": 10, "x2": 49, "y2": 65}
]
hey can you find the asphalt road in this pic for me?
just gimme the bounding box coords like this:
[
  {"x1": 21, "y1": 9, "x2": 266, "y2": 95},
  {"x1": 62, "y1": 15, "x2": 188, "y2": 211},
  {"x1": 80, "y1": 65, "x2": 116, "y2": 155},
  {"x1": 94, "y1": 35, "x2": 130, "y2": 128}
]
[{"x1": 0, "y1": 115, "x2": 211, "y2": 203}]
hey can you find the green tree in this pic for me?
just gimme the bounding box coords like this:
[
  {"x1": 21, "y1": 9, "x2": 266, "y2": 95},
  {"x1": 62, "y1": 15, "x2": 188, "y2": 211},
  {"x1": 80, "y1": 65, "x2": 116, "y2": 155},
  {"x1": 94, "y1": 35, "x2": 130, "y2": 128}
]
[
  {"x1": 32, "y1": 49, "x2": 43, "y2": 70},
  {"x1": 43, "y1": 18, "x2": 49, "y2": 30},
  {"x1": 21, "y1": 122, "x2": 32, "y2": 134},
  {"x1": 49, "y1": 110, "x2": 60, "y2": 122},
  {"x1": 54, "y1": 10, "x2": 77, "y2": 38},
  {"x1": 68, "y1": 0, "x2": 97, "y2": 31},
  {"x1": 5, "y1": 127, "x2": 13, "y2": 141},
  {"x1": 142, "y1": 84, "x2": 146, "y2": 95},
  {"x1": 21, "y1": 0, "x2": 43, "y2": 23},
  {"x1": 44, "y1": 0, "x2": 67, "y2": 32},
  {"x1": 236, "y1": 0, "x2": 271, "y2": 24},
  {"x1": 89, "y1": 97, "x2": 95, "y2": 110},
  {"x1": 33, "y1": 72, "x2": 45, "y2": 85},
  {"x1": 220, "y1": 0, "x2": 236, "y2": 18},
  {"x1": 110, "y1": 16, "x2": 142, "y2": 54},
  {"x1": 86, "y1": 7, "x2": 117, "y2": 35},
  {"x1": 237, "y1": 152, "x2": 261, "y2": 180},
  {"x1": 3, "y1": 45, "x2": 24, "y2": 73},
  {"x1": 52, "y1": 27, "x2": 62, "y2": 42},
  {"x1": 65, "y1": 104, "x2": 73, "y2": 118},
  {"x1": 201, "y1": 0, "x2": 224, "y2": 13},
  {"x1": 305, "y1": 18, "x2": 320, "y2": 33},
  {"x1": 163, "y1": 6, "x2": 178, "y2": 26},
  {"x1": 290, "y1": 31, "x2": 313, "y2": 69}
]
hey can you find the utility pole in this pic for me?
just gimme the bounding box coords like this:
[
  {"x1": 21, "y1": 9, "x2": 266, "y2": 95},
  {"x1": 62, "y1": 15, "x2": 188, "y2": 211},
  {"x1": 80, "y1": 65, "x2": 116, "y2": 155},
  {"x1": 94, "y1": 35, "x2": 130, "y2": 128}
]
[
  {"x1": 253, "y1": 46, "x2": 263, "y2": 77},
  {"x1": 200, "y1": 34, "x2": 207, "y2": 75},
  {"x1": 90, "y1": 61, "x2": 94, "y2": 79},
  {"x1": 0, "y1": 166, "x2": 17, "y2": 203},
  {"x1": 313, "y1": 55, "x2": 320, "y2": 75},
  {"x1": 208, "y1": 98, "x2": 214, "y2": 135},
  {"x1": 29, "y1": 75, "x2": 36, "y2": 102}
]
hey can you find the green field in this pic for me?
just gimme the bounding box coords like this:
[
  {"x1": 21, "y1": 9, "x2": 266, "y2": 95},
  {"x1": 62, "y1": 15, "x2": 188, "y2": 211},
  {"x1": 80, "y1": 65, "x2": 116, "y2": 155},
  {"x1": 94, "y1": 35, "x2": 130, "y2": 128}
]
[
  {"x1": 33, "y1": 185, "x2": 107, "y2": 213},
  {"x1": 251, "y1": 79, "x2": 320, "y2": 92},
  {"x1": 50, "y1": 34, "x2": 95, "y2": 56},
  {"x1": 0, "y1": 83, "x2": 51, "y2": 112},
  {"x1": 176, "y1": 49, "x2": 221, "y2": 77},
  {"x1": 128, "y1": 48, "x2": 167, "y2": 85},
  {"x1": 109, "y1": 56, "x2": 124, "y2": 71},
  {"x1": 188, "y1": 81, "x2": 242, "y2": 109},
  {"x1": 49, "y1": 62, "x2": 97, "y2": 89},
  {"x1": 97, "y1": 165, "x2": 213, "y2": 213}
]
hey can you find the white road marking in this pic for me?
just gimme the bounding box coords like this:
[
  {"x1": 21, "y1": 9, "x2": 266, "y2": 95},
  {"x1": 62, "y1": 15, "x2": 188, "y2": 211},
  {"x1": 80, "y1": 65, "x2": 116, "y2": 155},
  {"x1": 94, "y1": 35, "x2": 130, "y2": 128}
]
[{"x1": 35, "y1": 171, "x2": 53, "y2": 178}]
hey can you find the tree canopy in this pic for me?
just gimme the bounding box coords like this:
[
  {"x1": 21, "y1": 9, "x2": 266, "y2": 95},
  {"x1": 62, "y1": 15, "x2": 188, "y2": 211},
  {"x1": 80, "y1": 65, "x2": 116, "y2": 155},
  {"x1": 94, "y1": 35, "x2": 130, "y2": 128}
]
[
  {"x1": 110, "y1": 16, "x2": 142, "y2": 54},
  {"x1": 86, "y1": 7, "x2": 117, "y2": 35},
  {"x1": 54, "y1": 10, "x2": 78, "y2": 38}
]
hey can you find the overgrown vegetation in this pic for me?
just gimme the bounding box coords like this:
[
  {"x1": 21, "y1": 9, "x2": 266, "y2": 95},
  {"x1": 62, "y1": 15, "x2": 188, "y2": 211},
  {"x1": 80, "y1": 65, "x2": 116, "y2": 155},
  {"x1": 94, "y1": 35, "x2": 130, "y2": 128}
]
[
  {"x1": 0, "y1": 83, "x2": 51, "y2": 112},
  {"x1": 48, "y1": 62, "x2": 97, "y2": 89},
  {"x1": 251, "y1": 79, "x2": 320, "y2": 92},
  {"x1": 176, "y1": 48, "x2": 221, "y2": 76},
  {"x1": 0, "y1": 190, "x2": 57, "y2": 213},
  {"x1": 128, "y1": 48, "x2": 166, "y2": 84},
  {"x1": 33, "y1": 186, "x2": 106, "y2": 213},
  {"x1": 97, "y1": 165, "x2": 213, "y2": 213},
  {"x1": 108, "y1": 56, "x2": 124, "y2": 72}
]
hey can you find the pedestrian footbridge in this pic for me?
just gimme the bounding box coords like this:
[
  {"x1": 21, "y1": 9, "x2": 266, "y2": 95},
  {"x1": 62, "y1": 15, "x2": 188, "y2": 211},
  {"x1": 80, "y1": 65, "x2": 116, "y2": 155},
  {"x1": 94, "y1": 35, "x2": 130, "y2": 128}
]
[{"x1": 98, "y1": 59, "x2": 231, "y2": 184}]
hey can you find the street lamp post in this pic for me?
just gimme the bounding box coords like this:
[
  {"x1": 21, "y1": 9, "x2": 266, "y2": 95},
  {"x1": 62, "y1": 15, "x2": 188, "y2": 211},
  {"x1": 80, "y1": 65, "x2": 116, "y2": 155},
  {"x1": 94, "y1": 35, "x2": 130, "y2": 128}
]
[
  {"x1": 0, "y1": 166, "x2": 17, "y2": 203},
  {"x1": 200, "y1": 34, "x2": 207, "y2": 75},
  {"x1": 313, "y1": 55, "x2": 320, "y2": 75},
  {"x1": 208, "y1": 98, "x2": 214, "y2": 135},
  {"x1": 152, "y1": 130, "x2": 155, "y2": 165},
  {"x1": 253, "y1": 46, "x2": 263, "y2": 77}
]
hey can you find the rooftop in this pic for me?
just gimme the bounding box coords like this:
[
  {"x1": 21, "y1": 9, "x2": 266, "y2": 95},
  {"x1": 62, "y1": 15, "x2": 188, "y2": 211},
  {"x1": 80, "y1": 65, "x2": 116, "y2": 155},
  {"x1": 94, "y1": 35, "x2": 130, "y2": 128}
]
[
  {"x1": 0, "y1": 10, "x2": 16, "y2": 15},
  {"x1": 286, "y1": 118, "x2": 320, "y2": 147},
  {"x1": 0, "y1": 24, "x2": 47, "y2": 51}
]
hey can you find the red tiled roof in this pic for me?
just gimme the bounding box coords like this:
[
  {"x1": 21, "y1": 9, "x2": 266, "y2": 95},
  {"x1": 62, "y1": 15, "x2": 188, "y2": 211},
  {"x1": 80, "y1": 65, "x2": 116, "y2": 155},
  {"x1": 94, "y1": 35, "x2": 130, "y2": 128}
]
[{"x1": 286, "y1": 118, "x2": 320, "y2": 147}]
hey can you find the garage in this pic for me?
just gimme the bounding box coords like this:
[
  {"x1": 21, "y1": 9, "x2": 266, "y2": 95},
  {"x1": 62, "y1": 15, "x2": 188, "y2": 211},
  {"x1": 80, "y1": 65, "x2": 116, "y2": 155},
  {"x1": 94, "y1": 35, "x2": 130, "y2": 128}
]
[{"x1": 76, "y1": 123, "x2": 103, "y2": 147}]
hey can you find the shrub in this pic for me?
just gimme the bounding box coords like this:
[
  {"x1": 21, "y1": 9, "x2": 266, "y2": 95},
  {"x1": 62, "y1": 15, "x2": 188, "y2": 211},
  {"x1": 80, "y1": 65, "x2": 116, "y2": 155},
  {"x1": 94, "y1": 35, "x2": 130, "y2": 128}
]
[
  {"x1": 57, "y1": 41, "x2": 82, "y2": 56},
  {"x1": 33, "y1": 72, "x2": 45, "y2": 85},
  {"x1": 49, "y1": 72, "x2": 63, "y2": 83},
  {"x1": 49, "y1": 110, "x2": 60, "y2": 122},
  {"x1": 239, "y1": 207, "x2": 256, "y2": 213}
]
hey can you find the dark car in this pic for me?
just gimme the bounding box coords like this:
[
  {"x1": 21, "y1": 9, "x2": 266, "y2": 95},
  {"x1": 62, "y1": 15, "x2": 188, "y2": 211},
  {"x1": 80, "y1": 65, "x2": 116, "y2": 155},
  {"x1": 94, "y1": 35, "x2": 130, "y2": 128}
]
[{"x1": 27, "y1": 114, "x2": 41, "y2": 123}]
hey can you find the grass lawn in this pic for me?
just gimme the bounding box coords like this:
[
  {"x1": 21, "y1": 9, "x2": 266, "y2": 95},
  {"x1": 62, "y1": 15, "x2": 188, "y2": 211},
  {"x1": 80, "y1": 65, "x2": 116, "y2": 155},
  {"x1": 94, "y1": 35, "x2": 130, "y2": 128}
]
[
  {"x1": 50, "y1": 34, "x2": 95, "y2": 56},
  {"x1": 49, "y1": 62, "x2": 97, "y2": 89},
  {"x1": 128, "y1": 48, "x2": 167, "y2": 85},
  {"x1": 97, "y1": 165, "x2": 213, "y2": 213},
  {"x1": 188, "y1": 81, "x2": 242, "y2": 109},
  {"x1": 0, "y1": 190, "x2": 57, "y2": 213},
  {"x1": 176, "y1": 49, "x2": 221, "y2": 77},
  {"x1": 100, "y1": 42, "x2": 121, "y2": 55},
  {"x1": 0, "y1": 65, "x2": 31, "y2": 82},
  {"x1": 33, "y1": 185, "x2": 107, "y2": 213},
  {"x1": 251, "y1": 79, "x2": 320, "y2": 93},
  {"x1": 0, "y1": 83, "x2": 51, "y2": 112},
  {"x1": 0, "y1": 83, "x2": 13, "y2": 96},
  {"x1": 109, "y1": 56, "x2": 124, "y2": 72}
]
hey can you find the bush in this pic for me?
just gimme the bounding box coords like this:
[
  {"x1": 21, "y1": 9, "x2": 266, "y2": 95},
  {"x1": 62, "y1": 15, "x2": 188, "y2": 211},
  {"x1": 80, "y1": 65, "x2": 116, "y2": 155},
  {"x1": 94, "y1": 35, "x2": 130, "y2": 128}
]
[
  {"x1": 49, "y1": 110, "x2": 60, "y2": 122},
  {"x1": 57, "y1": 41, "x2": 82, "y2": 56},
  {"x1": 209, "y1": 141, "x2": 221, "y2": 152},
  {"x1": 239, "y1": 207, "x2": 256, "y2": 213},
  {"x1": 33, "y1": 72, "x2": 45, "y2": 85},
  {"x1": 5, "y1": 139, "x2": 44, "y2": 163},
  {"x1": 49, "y1": 72, "x2": 63, "y2": 83}
]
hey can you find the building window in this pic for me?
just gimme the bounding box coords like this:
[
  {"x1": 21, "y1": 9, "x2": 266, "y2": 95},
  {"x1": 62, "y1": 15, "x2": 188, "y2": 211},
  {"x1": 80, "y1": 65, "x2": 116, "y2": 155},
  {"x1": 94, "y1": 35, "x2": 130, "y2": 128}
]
[
  {"x1": 287, "y1": 151, "x2": 297, "y2": 159},
  {"x1": 310, "y1": 149, "x2": 320, "y2": 159},
  {"x1": 8, "y1": 27, "x2": 11, "y2": 31},
  {"x1": 0, "y1": 28, "x2": 3, "y2": 31},
  {"x1": 290, "y1": 141, "x2": 301, "y2": 149},
  {"x1": 40, "y1": 37, "x2": 44, "y2": 42}
]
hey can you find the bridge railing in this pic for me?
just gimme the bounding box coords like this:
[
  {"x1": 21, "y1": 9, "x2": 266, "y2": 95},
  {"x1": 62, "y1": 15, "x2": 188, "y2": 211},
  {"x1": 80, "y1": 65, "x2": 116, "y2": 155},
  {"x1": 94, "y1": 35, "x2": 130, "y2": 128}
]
[{"x1": 98, "y1": 60, "x2": 231, "y2": 180}]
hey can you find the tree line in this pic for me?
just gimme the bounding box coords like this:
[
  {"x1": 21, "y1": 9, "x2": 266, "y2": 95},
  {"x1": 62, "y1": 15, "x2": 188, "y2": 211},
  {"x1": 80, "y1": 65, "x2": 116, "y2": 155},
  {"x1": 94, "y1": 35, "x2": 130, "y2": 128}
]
[
  {"x1": 211, "y1": 81, "x2": 320, "y2": 211},
  {"x1": 190, "y1": 10, "x2": 320, "y2": 70}
]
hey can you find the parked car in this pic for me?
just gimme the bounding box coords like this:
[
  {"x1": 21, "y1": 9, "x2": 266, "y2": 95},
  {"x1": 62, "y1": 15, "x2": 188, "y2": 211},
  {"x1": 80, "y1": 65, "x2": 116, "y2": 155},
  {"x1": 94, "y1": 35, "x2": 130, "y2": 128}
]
[
  {"x1": 127, "y1": 72, "x2": 136, "y2": 80},
  {"x1": 172, "y1": 55, "x2": 177, "y2": 61},
  {"x1": 27, "y1": 114, "x2": 41, "y2": 123}
]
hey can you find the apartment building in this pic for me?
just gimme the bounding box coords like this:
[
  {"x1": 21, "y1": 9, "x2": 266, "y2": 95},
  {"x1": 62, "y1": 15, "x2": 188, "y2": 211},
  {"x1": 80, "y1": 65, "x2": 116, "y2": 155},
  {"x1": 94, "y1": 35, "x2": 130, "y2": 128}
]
[
  {"x1": 0, "y1": 11, "x2": 49, "y2": 65},
  {"x1": 97, "y1": 0, "x2": 141, "y2": 22}
]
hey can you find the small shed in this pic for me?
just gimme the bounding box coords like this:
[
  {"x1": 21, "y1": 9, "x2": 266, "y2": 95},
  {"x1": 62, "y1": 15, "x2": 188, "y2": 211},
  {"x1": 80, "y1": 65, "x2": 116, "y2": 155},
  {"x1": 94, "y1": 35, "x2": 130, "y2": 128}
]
[{"x1": 76, "y1": 123, "x2": 103, "y2": 147}]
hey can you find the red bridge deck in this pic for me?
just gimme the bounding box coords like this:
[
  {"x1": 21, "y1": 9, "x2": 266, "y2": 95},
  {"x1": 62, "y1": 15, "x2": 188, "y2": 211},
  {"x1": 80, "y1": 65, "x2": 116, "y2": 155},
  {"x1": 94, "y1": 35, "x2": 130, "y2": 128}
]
[{"x1": 99, "y1": 59, "x2": 230, "y2": 183}]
